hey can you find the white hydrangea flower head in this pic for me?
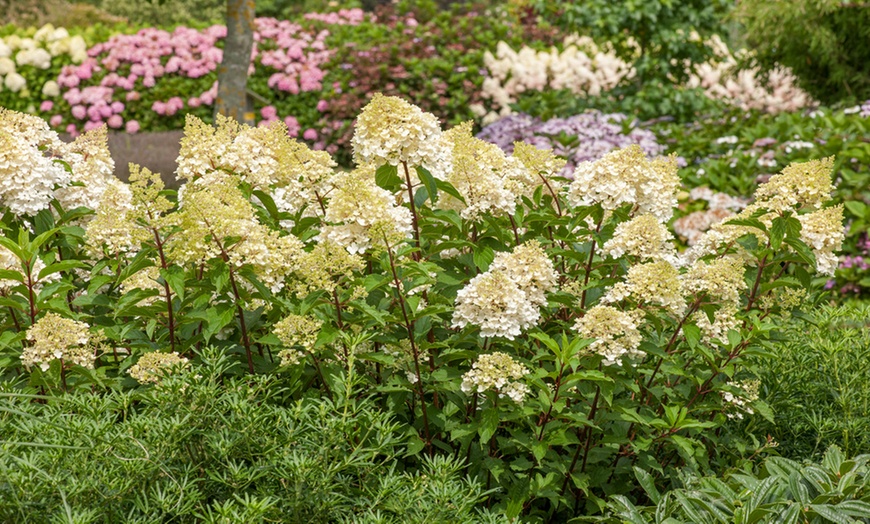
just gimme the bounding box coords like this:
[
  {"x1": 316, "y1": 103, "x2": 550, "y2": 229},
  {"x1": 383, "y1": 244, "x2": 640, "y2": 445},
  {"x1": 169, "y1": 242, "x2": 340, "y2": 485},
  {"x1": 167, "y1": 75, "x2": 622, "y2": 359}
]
[
  {"x1": 452, "y1": 269, "x2": 540, "y2": 340},
  {"x1": 489, "y1": 240, "x2": 558, "y2": 307},
  {"x1": 435, "y1": 121, "x2": 515, "y2": 220},
  {"x1": 682, "y1": 255, "x2": 747, "y2": 306},
  {"x1": 351, "y1": 93, "x2": 446, "y2": 170},
  {"x1": 128, "y1": 351, "x2": 190, "y2": 384},
  {"x1": 573, "y1": 305, "x2": 644, "y2": 365},
  {"x1": 797, "y1": 205, "x2": 844, "y2": 276},
  {"x1": 460, "y1": 352, "x2": 530, "y2": 403},
  {"x1": 0, "y1": 108, "x2": 69, "y2": 216},
  {"x1": 567, "y1": 145, "x2": 680, "y2": 222},
  {"x1": 692, "y1": 303, "x2": 741, "y2": 343},
  {"x1": 753, "y1": 157, "x2": 834, "y2": 212},
  {"x1": 120, "y1": 265, "x2": 163, "y2": 306},
  {"x1": 603, "y1": 214, "x2": 677, "y2": 261},
  {"x1": 318, "y1": 165, "x2": 413, "y2": 254},
  {"x1": 274, "y1": 314, "x2": 322, "y2": 366},
  {"x1": 722, "y1": 379, "x2": 759, "y2": 420},
  {"x1": 603, "y1": 260, "x2": 686, "y2": 315},
  {"x1": 55, "y1": 125, "x2": 117, "y2": 214},
  {"x1": 21, "y1": 312, "x2": 98, "y2": 372}
]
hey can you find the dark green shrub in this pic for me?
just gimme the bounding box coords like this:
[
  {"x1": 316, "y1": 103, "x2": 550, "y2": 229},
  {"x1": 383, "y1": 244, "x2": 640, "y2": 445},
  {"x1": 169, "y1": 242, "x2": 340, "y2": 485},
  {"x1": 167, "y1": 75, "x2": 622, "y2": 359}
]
[
  {"x1": 734, "y1": 0, "x2": 870, "y2": 104},
  {"x1": 754, "y1": 303, "x2": 870, "y2": 460}
]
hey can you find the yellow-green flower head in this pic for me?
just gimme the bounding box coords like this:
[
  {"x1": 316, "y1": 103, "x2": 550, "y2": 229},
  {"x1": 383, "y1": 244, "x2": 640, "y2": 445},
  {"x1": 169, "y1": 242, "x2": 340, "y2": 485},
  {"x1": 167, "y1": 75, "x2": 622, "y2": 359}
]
[
  {"x1": 293, "y1": 240, "x2": 366, "y2": 297},
  {"x1": 692, "y1": 303, "x2": 740, "y2": 342},
  {"x1": 460, "y1": 352, "x2": 530, "y2": 403},
  {"x1": 318, "y1": 165, "x2": 413, "y2": 253},
  {"x1": 120, "y1": 265, "x2": 162, "y2": 306},
  {"x1": 176, "y1": 114, "x2": 240, "y2": 182},
  {"x1": 85, "y1": 177, "x2": 150, "y2": 257},
  {"x1": 436, "y1": 122, "x2": 516, "y2": 220},
  {"x1": 274, "y1": 314, "x2": 322, "y2": 368},
  {"x1": 754, "y1": 157, "x2": 834, "y2": 211},
  {"x1": 21, "y1": 312, "x2": 97, "y2": 372},
  {"x1": 351, "y1": 93, "x2": 446, "y2": 169},
  {"x1": 128, "y1": 351, "x2": 190, "y2": 384},
  {"x1": 573, "y1": 305, "x2": 644, "y2": 365},
  {"x1": 567, "y1": 145, "x2": 680, "y2": 222}
]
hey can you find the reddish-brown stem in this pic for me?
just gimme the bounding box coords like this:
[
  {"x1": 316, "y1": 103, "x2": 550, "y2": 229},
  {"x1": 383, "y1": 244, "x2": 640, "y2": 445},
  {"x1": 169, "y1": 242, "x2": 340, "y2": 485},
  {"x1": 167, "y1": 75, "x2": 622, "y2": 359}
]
[
  {"x1": 227, "y1": 266, "x2": 255, "y2": 374},
  {"x1": 508, "y1": 214, "x2": 521, "y2": 246},
  {"x1": 579, "y1": 218, "x2": 604, "y2": 312},
  {"x1": 150, "y1": 225, "x2": 176, "y2": 354},
  {"x1": 384, "y1": 236, "x2": 431, "y2": 451},
  {"x1": 401, "y1": 161, "x2": 422, "y2": 261}
]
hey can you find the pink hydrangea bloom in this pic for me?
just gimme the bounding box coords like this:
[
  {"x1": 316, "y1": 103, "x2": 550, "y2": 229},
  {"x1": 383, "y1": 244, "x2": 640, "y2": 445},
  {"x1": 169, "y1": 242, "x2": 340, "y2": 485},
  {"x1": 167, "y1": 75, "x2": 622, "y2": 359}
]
[
  {"x1": 316, "y1": 99, "x2": 328, "y2": 112},
  {"x1": 107, "y1": 115, "x2": 124, "y2": 128},
  {"x1": 260, "y1": 105, "x2": 277, "y2": 119},
  {"x1": 284, "y1": 115, "x2": 300, "y2": 137},
  {"x1": 40, "y1": 101, "x2": 54, "y2": 112},
  {"x1": 50, "y1": 115, "x2": 63, "y2": 127},
  {"x1": 303, "y1": 128, "x2": 317, "y2": 140},
  {"x1": 125, "y1": 120, "x2": 140, "y2": 134},
  {"x1": 71, "y1": 105, "x2": 86, "y2": 120}
]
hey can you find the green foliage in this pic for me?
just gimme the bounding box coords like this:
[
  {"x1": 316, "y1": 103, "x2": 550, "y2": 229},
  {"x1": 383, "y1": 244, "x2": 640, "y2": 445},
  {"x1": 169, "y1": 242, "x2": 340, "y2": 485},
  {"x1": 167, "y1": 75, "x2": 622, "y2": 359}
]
[
  {"x1": 0, "y1": 348, "x2": 499, "y2": 522},
  {"x1": 600, "y1": 445, "x2": 870, "y2": 524},
  {"x1": 734, "y1": 0, "x2": 870, "y2": 104},
  {"x1": 75, "y1": 0, "x2": 225, "y2": 27},
  {"x1": 753, "y1": 303, "x2": 870, "y2": 460}
]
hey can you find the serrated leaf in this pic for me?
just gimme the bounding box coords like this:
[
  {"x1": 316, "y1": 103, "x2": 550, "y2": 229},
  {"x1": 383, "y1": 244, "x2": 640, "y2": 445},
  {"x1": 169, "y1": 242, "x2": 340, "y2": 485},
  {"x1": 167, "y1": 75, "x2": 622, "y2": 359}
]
[{"x1": 478, "y1": 408, "x2": 500, "y2": 443}]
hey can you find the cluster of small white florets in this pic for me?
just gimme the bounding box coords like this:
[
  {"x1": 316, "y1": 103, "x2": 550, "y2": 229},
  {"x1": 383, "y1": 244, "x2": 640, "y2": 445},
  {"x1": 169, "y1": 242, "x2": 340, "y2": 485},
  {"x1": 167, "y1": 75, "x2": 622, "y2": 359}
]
[
  {"x1": 567, "y1": 145, "x2": 680, "y2": 222},
  {"x1": 128, "y1": 351, "x2": 190, "y2": 384},
  {"x1": 673, "y1": 187, "x2": 748, "y2": 246},
  {"x1": 318, "y1": 165, "x2": 414, "y2": 254},
  {"x1": 460, "y1": 352, "x2": 530, "y2": 403},
  {"x1": 20, "y1": 312, "x2": 97, "y2": 372},
  {"x1": 573, "y1": 305, "x2": 644, "y2": 365},
  {"x1": 722, "y1": 379, "x2": 760, "y2": 420},
  {"x1": 54, "y1": 126, "x2": 116, "y2": 214},
  {"x1": 603, "y1": 260, "x2": 687, "y2": 315},
  {"x1": 0, "y1": 246, "x2": 59, "y2": 293},
  {"x1": 453, "y1": 241, "x2": 556, "y2": 339},
  {"x1": 479, "y1": 37, "x2": 633, "y2": 124},
  {"x1": 120, "y1": 265, "x2": 163, "y2": 306},
  {"x1": 602, "y1": 214, "x2": 677, "y2": 262},
  {"x1": 351, "y1": 93, "x2": 448, "y2": 173},
  {"x1": 0, "y1": 109, "x2": 69, "y2": 216}
]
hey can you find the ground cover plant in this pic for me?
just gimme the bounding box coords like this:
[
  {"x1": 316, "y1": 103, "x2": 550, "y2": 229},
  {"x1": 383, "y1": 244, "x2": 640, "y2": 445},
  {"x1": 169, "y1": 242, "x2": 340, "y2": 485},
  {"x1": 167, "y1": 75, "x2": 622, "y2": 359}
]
[{"x1": 0, "y1": 91, "x2": 847, "y2": 520}]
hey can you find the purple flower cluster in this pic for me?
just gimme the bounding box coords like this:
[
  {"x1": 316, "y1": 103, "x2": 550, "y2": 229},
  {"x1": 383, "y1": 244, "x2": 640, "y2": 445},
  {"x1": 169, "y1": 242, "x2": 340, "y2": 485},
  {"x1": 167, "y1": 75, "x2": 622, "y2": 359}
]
[{"x1": 477, "y1": 112, "x2": 667, "y2": 177}]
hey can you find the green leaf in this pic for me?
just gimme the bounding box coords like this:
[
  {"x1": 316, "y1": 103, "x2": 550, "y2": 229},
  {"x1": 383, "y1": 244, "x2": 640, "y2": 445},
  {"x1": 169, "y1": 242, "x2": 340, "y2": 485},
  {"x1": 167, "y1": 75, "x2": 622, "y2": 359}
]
[
  {"x1": 633, "y1": 466, "x2": 662, "y2": 504},
  {"x1": 160, "y1": 266, "x2": 186, "y2": 302},
  {"x1": 38, "y1": 260, "x2": 85, "y2": 280},
  {"x1": 809, "y1": 504, "x2": 857, "y2": 524},
  {"x1": 416, "y1": 166, "x2": 438, "y2": 204},
  {"x1": 375, "y1": 164, "x2": 402, "y2": 191},
  {"x1": 844, "y1": 200, "x2": 867, "y2": 218},
  {"x1": 478, "y1": 408, "x2": 500, "y2": 443},
  {"x1": 473, "y1": 246, "x2": 494, "y2": 271},
  {"x1": 770, "y1": 217, "x2": 787, "y2": 250},
  {"x1": 683, "y1": 324, "x2": 701, "y2": 349}
]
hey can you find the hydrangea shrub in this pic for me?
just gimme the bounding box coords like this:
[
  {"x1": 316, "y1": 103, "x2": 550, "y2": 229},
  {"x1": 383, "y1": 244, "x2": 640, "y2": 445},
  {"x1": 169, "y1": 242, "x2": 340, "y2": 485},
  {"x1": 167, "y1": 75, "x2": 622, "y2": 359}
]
[{"x1": 0, "y1": 97, "x2": 845, "y2": 519}]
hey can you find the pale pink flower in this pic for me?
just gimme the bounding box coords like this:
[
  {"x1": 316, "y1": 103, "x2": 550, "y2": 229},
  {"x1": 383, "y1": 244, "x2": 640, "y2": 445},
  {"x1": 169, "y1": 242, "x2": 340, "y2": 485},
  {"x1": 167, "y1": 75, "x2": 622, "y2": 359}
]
[
  {"x1": 125, "y1": 120, "x2": 140, "y2": 134},
  {"x1": 50, "y1": 115, "x2": 63, "y2": 127},
  {"x1": 71, "y1": 105, "x2": 86, "y2": 120},
  {"x1": 107, "y1": 115, "x2": 123, "y2": 128},
  {"x1": 40, "y1": 101, "x2": 54, "y2": 112},
  {"x1": 316, "y1": 99, "x2": 328, "y2": 112},
  {"x1": 260, "y1": 105, "x2": 277, "y2": 119},
  {"x1": 303, "y1": 128, "x2": 318, "y2": 140}
]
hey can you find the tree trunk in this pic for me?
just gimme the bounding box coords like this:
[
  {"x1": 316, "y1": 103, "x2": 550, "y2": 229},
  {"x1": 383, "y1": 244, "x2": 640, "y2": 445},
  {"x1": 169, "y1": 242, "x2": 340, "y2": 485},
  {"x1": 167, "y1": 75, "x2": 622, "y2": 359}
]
[{"x1": 215, "y1": 0, "x2": 255, "y2": 122}]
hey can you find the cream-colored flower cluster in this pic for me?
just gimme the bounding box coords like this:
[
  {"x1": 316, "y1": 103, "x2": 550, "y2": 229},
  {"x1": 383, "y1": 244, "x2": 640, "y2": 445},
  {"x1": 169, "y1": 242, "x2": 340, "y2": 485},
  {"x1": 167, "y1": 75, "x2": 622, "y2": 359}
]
[
  {"x1": 567, "y1": 145, "x2": 681, "y2": 222},
  {"x1": 55, "y1": 126, "x2": 117, "y2": 214},
  {"x1": 460, "y1": 352, "x2": 530, "y2": 403},
  {"x1": 120, "y1": 265, "x2": 163, "y2": 305},
  {"x1": 686, "y1": 36, "x2": 811, "y2": 113},
  {"x1": 689, "y1": 158, "x2": 843, "y2": 276},
  {"x1": 274, "y1": 313, "x2": 322, "y2": 366},
  {"x1": 480, "y1": 37, "x2": 633, "y2": 124},
  {"x1": 170, "y1": 172, "x2": 304, "y2": 293},
  {"x1": 603, "y1": 260, "x2": 687, "y2": 315},
  {"x1": 128, "y1": 351, "x2": 190, "y2": 384},
  {"x1": 21, "y1": 312, "x2": 98, "y2": 372},
  {"x1": 0, "y1": 25, "x2": 87, "y2": 95},
  {"x1": 318, "y1": 166, "x2": 414, "y2": 254},
  {"x1": 351, "y1": 93, "x2": 448, "y2": 173},
  {"x1": 453, "y1": 241, "x2": 556, "y2": 339},
  {"x1": 573, "y1": 305, "x2": 644, "y2": 365},
  {"x1": 0, "y1": 109, "x2": 69, "y2": 216},
  {"x1": 602, "y1": 214, "x2": 676, "y2": 261}
]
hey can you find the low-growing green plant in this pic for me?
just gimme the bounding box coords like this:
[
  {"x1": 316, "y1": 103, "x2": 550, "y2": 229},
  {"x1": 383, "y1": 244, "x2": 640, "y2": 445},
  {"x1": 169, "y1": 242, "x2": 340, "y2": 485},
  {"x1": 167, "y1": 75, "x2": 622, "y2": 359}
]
[
  {"x1": 0, "y1": 347, "x2": 500, "y2": 523},
  {"x1": 599, "y1": 445, "x2": 870, "y2": 524},
  {"x1": 0, "y1": 96, "x2": 847, "y2": 520},
  {"x1": 752, "y1": 302, "x2": 870, "y2": 460}
]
